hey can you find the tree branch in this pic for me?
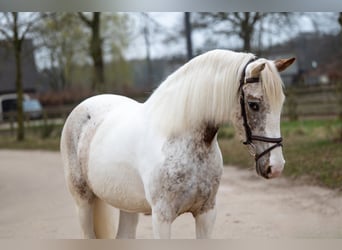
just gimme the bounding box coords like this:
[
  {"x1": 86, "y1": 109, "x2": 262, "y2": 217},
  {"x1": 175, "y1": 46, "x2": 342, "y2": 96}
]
[
  {"x1": 19, "y1": 16, "x2": 38, "y2": 42},
  {"x1": 0, "y1": 27, "x2": 12, "y2": 41},
  {"x1": 251, "y1": 12, "x2": 261, "y2": 25},
  {"x1": 78, "y1": 12, "x2": 93, "y2": 27}
]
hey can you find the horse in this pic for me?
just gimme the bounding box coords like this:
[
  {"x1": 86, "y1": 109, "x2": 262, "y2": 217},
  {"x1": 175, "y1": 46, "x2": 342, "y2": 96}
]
[{"x1": 60, "y1": 49, "x2": 295, "y2": 239}]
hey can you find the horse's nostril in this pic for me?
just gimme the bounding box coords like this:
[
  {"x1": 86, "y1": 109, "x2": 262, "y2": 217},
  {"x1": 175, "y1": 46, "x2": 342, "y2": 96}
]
[
  {"x1": 266, "y1": 166, "x2": 272, "y2": 175},
  {"x1": 266, "y1": 165, "x2": 283, "y2": 178}
]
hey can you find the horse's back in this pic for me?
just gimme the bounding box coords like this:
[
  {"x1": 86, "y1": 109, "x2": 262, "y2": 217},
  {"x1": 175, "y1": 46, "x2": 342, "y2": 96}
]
[{"x1": 61, "y1": 94, "x2": 137, "y2": 157}]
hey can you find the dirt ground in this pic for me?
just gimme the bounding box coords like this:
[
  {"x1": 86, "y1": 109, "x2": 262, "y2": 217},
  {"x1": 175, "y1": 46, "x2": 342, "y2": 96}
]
[{"x1": 0, "y1": 150, "x2": 342, "y2": 239}]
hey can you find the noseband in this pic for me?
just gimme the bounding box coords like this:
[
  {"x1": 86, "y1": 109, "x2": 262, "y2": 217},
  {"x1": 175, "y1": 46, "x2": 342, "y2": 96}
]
[{"x1": 238, "y1": 58, "x2": 283, "y2": 162}]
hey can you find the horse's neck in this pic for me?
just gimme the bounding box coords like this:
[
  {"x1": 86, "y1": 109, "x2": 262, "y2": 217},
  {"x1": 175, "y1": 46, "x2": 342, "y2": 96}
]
[
  {"x1": 170, "y1": 123, "x2": 219, "y2": 147},
  {"x1": 144, "y1": 51, "x2": 249, "y2": 137},
  {"x1": 144, "y1": 78, "x2": 236, "y2": 137}
]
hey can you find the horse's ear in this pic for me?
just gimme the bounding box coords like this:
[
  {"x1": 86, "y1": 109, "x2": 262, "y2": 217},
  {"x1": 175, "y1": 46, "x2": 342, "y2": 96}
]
[
  {"x1": 274, "y1": 57, "x2": 296, "y2": 72},
  {"x1": 251, "y1": 62, "x2": 266, "y2": 76}
]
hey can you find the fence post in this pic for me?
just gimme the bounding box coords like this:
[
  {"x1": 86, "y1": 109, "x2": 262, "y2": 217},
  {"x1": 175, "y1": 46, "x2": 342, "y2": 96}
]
[
  {"x1": 336, "y1": 81, "x2": 342, "y2": 120},
  {"x1": 9, "y1": 112, "x2": 15, "y2": 136},
  {"x1": 336, "y1": 80, "x2": 342, "y2": 142},
  {"x1": 286, "y1": 86, "x2": 298, "y2": 121}
]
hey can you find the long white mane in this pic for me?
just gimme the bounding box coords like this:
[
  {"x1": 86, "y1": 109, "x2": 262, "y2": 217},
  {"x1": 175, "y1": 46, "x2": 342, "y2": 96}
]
[
  {"x1": 144, "y1": 49, "x2": 284, "y2": 136},
  {"x1": 260, "y1": 60, "x2": 286, "y2": 112}
]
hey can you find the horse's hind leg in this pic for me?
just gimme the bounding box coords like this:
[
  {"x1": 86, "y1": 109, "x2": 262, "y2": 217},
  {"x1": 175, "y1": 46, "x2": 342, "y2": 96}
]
[
  {"x1": 116, "y1": 211, "x2": 139, "y2": 239},
  {"x1": 76, "y1": 199, "x2": 96, "y2": 239},
  {"x1": 67, "y1": 180, "x2": 97, "y2": 238},
  {"x1": 63, "y1": 162, "x2": 97, "y2": 238}
]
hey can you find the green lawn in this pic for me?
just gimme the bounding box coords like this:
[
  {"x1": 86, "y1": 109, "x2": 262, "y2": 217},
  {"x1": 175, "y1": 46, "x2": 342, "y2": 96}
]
[
  {"x1": 0, "y1": 122, "x2": 62, "y2": 151},
  {"x1": 1, "y1": 119, "x2": 341, "y2": 190}
]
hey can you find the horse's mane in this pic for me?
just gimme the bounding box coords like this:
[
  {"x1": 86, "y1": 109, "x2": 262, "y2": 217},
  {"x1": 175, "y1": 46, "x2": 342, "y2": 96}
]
[
  {"x1": 260, "y1": 60, "x2": 286, "y2": 112},
  {"x1": 144, "y1": 49, "x2": 285, "y2": 136}
]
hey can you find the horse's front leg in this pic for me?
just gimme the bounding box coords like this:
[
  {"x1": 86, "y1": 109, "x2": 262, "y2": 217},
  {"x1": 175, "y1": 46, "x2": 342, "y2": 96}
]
[
  {"x1": 116, "y1": 210, "x2": 139, "y2": 239},
  {"x1": 195, "y1": 208, "x2": 216, "y2": 239},
  {"x1": 151, "y1": 208, "x2": 172, "y2": 239}
]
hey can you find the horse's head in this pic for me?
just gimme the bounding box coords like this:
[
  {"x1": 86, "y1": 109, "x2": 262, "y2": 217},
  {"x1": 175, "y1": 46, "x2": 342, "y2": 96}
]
[{"x1": 232, "y1": 57, "x2": 295, "y2": 179}]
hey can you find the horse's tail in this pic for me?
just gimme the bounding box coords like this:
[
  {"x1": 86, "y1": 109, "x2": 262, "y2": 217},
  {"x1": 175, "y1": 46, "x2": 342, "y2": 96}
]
[{"x1": 93, "y1": 198, "x2": 119, "y2": 238}]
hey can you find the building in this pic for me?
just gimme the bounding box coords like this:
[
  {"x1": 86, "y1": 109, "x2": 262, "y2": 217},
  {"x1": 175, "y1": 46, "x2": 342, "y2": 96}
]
[{"x1": 0, "y1": 39, "x2": 40, "y2": 94}]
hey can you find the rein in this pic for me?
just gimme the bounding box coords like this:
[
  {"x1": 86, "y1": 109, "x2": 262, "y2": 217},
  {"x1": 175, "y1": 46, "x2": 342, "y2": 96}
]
[{"x1": 238, "y1": 58, "x2": 283, "y2": 162}]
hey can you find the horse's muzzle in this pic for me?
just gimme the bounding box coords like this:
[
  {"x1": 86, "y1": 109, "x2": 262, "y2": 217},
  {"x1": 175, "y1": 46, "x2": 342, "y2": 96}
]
[{"x1": 257, "y1": 161, "x2": 284, "y2": 179}]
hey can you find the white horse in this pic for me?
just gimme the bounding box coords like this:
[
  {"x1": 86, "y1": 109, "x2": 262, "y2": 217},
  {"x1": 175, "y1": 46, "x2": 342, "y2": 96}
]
[{"x1": 60, "y1": 49, "x2": 295, "y2": 239}]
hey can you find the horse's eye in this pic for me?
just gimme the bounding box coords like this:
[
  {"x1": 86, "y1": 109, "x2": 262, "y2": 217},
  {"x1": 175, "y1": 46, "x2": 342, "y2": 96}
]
[{"x1": 248, "y1": 102, "x2": 260, "y2": 111}]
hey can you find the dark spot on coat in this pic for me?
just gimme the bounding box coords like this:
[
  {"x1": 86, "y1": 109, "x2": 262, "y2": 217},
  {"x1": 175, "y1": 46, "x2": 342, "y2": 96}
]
[{"x1": 203, "y1": 124, "x2": 218, "y2": 146}]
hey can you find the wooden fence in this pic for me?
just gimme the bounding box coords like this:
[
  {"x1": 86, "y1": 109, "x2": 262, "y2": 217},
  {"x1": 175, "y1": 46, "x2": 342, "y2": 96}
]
[
  {"x1": 0, "y1": 106, "x2": 72, "y2": 137},
  {"x1": 282, "y1": 83, "x2": 341, "y2": 120},
  {"x1": 1, "y1": 83, "x2": 341, "y2": 134}
]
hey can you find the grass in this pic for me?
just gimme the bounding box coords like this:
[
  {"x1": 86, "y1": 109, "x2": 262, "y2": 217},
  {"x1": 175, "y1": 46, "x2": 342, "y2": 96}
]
[
  {"x1": 218, "y1": 119, "x2": 342, "y2": 190},
  {"x1": 1, "y1": 118, "x2": 342, "y2": 190},
  {"x1": 0, "y1": 136, "x2": 61, "y2": 151},
  {"x1": 0, "y1": 122, "x2": 62, "y2": 151}
]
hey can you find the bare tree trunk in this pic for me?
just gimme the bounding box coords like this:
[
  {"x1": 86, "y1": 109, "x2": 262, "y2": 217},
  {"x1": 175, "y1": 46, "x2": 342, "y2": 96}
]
[
  {"x1": 143, "y1": 22, "x2": 153, "y2": 87},
  {"x1": 90, "y1": 13, "x2": 104, "y2": 92},
  {"x1": 79, "y1": 12, "x2": 105, "y2": 92},
  {"x1": 240, "y1": 13, "x2": 253, "y2": 52},
  {"x1": 13, "y1": 13, "x2": 25, "y2": 141},
  {"x1": 184, "y1": 12, "x2": 193, "y2": 60},
  {"x1": 0, "y1": 12, "x2": 39, "y2": 141}
]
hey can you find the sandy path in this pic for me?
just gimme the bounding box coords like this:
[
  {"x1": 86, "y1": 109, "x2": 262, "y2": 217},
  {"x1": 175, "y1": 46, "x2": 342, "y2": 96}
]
[{"x1": 0, "y1": 150, "x2": 341, "y2": 239}]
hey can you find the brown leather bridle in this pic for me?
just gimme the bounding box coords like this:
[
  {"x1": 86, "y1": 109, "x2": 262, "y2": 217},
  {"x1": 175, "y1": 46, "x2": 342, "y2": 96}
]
[{"x1": 238, "y1": 58, "x2": 283, "y2": 162}]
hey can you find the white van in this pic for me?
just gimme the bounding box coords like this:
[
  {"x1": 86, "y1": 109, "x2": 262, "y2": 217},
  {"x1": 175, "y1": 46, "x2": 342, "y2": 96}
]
[{"x1": 0, "y1": 93, "x2": 43, "y2": 121}]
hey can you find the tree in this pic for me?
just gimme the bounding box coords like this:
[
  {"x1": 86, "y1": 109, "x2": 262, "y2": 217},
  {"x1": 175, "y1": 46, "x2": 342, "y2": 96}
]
[
  {"x1": 141, "y1": 13, "x2": 153, "y2": 86},
  {"x1": 0, "y1": 12, "x2": 39, "y2": 141},
  {"x1": 337, "y1": 13, "x2": 342, "y2": 140},
  {"x1": 37, "y1": 13, "x2": 88, "y2": 90},
  {"x1": 77, "y1": 12, "x2": 132, "y2": 92},
  {"x1": 131, "y1": 13, "x2": 166, "y2": 87},
  {"x1": 184, "y1": 12, "x2": 193, "y2": 60},
  {"x1": 193, "y1": 12, "x2": 293, "y2": 53},
  {"x1": 78, "y1": 12, "x2": 105, "y2": 92},
  {"x1": 38, "y1": 12, "x2": 131, "y2": 92}
]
